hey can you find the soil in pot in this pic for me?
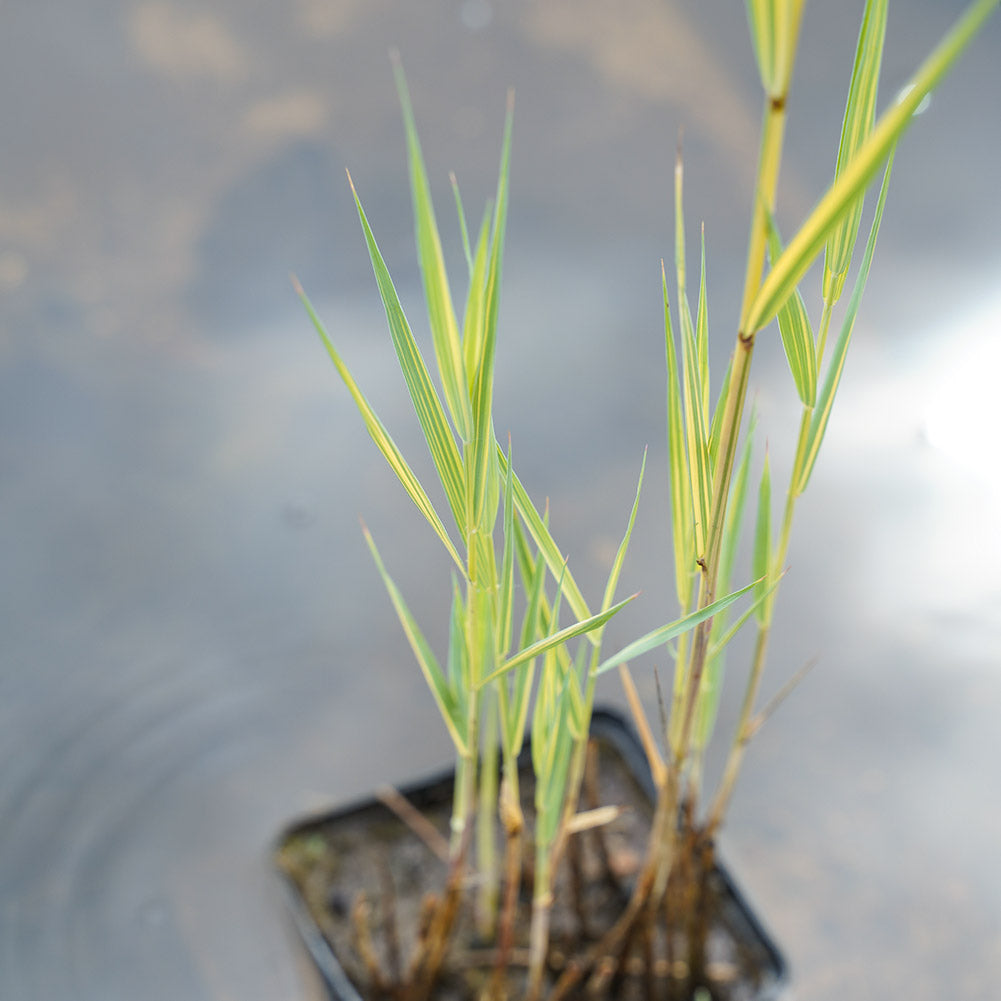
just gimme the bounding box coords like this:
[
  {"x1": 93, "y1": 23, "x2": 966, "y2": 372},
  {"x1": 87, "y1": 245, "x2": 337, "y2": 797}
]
[{"x1": 274, "y1": 710, "x2": 785, "y2": 1001}]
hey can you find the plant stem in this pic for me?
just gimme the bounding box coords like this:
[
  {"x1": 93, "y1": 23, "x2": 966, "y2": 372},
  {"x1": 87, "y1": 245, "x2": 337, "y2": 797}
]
[
  {"x1": 525, "y1": 847, "x2": 553, "y2": 1001},
  {"x1": 707, "y1": 404, "x2": 811, "y2": 832},
  {"x1": 675, "y1": 69, "x2": 793, "y2": 786},
  {"x1": 477, "y1": 691, "x2": 500, "y2": 937}
]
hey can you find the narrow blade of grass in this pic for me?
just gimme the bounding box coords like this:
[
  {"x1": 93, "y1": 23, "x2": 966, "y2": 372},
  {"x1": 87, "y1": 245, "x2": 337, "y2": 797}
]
[
  {"x1": 823, "y1": 0, "x2": 888, "y2": 306},
  {"x1": 469, "y1": 96, "x2": 514, "y2": 533},
  {"x1": 363, "y1": 524, "x2": 466, "y2": 754},
  {"x1": 497, "y1": 438, "x2": 516, "y2": 658},
  {"x1": 664, "y1": 264, "x2": 695, "y2": 610},
  {"x1": 450, "y1": 172, "x2": 474, "y2": 277},
  {"x1": 392, "y1": 56, "x2": 473, "y2": 442},
  {"x1": 765, "y1": 208, "x2": 817, "y2": 406},
  {"x1": 599, "y1": 448, "x2": 647, "y2": 617},
  {"x1": 595, "y1": 579, "x2": 762, "y2": 676},
  {"x1": 462, "y1": 207, "x2": 493, "y2": 398},
  {"x1": 796, "y1": 154, "x2": 894, "y2": 494},
  {"x1": 752, "y1": 453, "x2": 772, "y2": 625},
  {"x1": 745, "y1": 0, "x2": 776, "y2": 92},
  {"x1": 295, "y1": 278, "x2": 465, "y2": 574},
  {"x1": 498, "y1": 448, "x2": 592, "y2": 624},
  {"x1": 675, "y1": 157, "x2": 712, "y2": 559},
  {"x1": 483, "y1": 594, "x2": 638, "y2": 686},
  {"x1": 347, "y1": 176, "x2": 468, "y2": 539}
]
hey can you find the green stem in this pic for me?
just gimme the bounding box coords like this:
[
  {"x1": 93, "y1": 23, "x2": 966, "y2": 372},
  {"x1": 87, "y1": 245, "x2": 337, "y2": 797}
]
[
  {"x1": 675, "y1": 82, "x2": 791, "y2": 777},
  {"x1": 707, "y1": 405, "x2": 811, "y2": 831},
  {"x1": 476, "y1": 690, "x2": 499, "y2": 937},
  {"x1": 525, "y1": 846, "x2": 553, "y2": 1001},
  {"x1": 815, "y1": 297, "x2": 836, "y2": 371}
]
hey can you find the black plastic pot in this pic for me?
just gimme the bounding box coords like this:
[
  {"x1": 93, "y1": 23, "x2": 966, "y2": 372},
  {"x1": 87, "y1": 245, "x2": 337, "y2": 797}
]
[{"x1": 273, "y1": 708, "x2": 787, "y2": 1001}]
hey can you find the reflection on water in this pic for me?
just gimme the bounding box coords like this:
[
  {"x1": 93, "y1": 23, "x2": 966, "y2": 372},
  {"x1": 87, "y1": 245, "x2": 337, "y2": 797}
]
[
  {"x1": 922, "y1": 295, "x2": 1001, "y2": 487},
  {"x1": 2, "y1": 3, "x2": 1000, "y2": 1001}
]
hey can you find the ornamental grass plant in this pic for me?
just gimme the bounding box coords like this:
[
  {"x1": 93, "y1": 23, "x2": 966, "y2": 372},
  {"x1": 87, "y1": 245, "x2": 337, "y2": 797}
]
[{"x1": 293, "y1": 2, "x2": 997, "y2": 998}]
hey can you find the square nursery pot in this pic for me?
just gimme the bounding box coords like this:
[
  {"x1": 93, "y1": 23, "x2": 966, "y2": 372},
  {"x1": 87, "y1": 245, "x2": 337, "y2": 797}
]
[{"x1": 273, "y1": 708, "x2": 787, "y2": 1001}]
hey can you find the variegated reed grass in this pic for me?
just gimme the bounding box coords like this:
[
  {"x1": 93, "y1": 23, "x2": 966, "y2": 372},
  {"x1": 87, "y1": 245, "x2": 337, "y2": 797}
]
[
  {"x1": 295, "y1": 1, "x2": 997, "y2": 998},
  {"x1": 583, "y1": 0, "x2": 998, "y2": 993},
  {"x1": 296, "y1": 53, "x2": 751, "y2": 999}
]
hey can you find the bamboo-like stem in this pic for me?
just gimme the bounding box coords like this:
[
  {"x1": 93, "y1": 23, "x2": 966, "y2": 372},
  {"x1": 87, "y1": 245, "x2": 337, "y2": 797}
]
[
  {"x1": 489, "y1": 769, "x2": 524, "y2": 1001},
  {"x1": 524, "y1": 847, "x2": 553, "y2": 1001},
  {"x1": 673, "y1": 55, "x2": 795, "y2": 788},
  {"x1": 707, "y1": 403, "x2": 811, "y2": 832},
  {"x1": 476, "y1": 691, "x2": 500, "y2": 937}
]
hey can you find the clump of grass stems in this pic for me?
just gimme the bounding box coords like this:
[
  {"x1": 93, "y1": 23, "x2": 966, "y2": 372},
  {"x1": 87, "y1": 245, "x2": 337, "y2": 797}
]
[{"x1": 297, "y1": 3, "x2": 997, "y2": 998}]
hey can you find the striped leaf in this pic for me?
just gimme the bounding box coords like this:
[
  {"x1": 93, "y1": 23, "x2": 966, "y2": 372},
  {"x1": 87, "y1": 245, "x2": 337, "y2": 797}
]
[
  {"x1": 595, "y1": 579, "x2": 762, "y2": 676},
  {"x1": 599, "y1": 449, "x2": 646, "y2": 621},
  {"x1": 824, "y1": 0, "x2": 888, "y2": 306},
  {"x1": 392, "y1": 57, "x2": 473, "y2": 442},
  {"x1": 664, "y1": 265, "x2": 695, "y2": 610},
  {"x1": 752, "y1": 453, "x2": 772, "y2": 625},
  {"x1": 347, "y1": 176, "x2": 468, "y2": 541},
  {"x1": 482, "y1": 593, "x2": 637, "y2": 687},
  {"x1": 796, "y1": 154, "x2": 894, "y2": 494},
  {"x1": 498, "y1": 448, "x2": 592, "y2": 625},
  {"x1": 765, "y1": 209, "x2": 817, "y2": 406},
  {"x1": 296, "y1": 279, "x2": 464, "y2": 574},
  {"x1": 363, "y1": 525, "x2": 467, "y2": 755}
]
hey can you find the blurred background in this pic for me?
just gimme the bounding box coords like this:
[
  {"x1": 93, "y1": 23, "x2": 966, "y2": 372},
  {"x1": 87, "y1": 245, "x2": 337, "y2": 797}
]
[{"x1": 2, "y1": 2, "x2": 1000, "y2": 999}]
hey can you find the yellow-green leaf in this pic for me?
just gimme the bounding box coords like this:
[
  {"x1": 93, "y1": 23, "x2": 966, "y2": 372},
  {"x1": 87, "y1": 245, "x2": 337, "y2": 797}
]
[
  {"x1": 392, "y1": 57, "x2": 473, "y2": 442},
  {"x1": 823, "y1": 0, "x2": 888, "y2": 306},
  {"x1": 296, "y1": 279, "x2": 465, "y2": 574},
  {"x1": 348, "y1": 176, "x2": 468, "y2": 539}
]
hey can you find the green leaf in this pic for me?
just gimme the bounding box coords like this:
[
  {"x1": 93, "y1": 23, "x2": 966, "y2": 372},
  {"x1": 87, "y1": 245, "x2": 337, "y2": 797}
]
[
  {"x1": 717, "y1": 415, "x2": 755, "y2": 602},
  {"x1": 295, "y1": 279, "x2": 465, "y2": 574},
  {"x1": 664, "y1": 264, "x2": 694, "y2": 611},
  {"x1": 745, "y1": 0, "x2": 998, "y2": 334},
  {"x1": 765, "y1": 209, "x2": 817, "y2": 406},
  {"x1": 483, "y1": 593, "x2": 638, "y2": 687},
  {"x1": 745, "y1": 0, "x2": 776, "y2": 92},
  {"x1": 707, "y1": 358, "x2": 733, "y2": 466},
  {"x1": 469, "y1": 97, "x2": 514, "y2": 535},
  {"x1": 497, "y1": 438, "x2": 516, "y2": 658},
  {"x1": 796, "y1": 153, "x2": 894, "y2": 494},
  {"x1": 347, "y1": 177, "x2": 468, "y2": 541},
  {"x1": 823, "y1": 0, "x2": 888, "y2": 306},
  {"x1": 681, "y1": 294, "x2": 712, "y2": 560},
  {"x1": 600, "y1": 448, "x2": 647, "y2": 617},
  {"x1": 498, "y1": 448, "x2": 592, "y2": 625},
  {"x1": 752, "y1": 453, "x2": 772, "y2": 625},
  {"x1": 450, "y1": 172, "x2": 474, "y2": 277},
  {"x1": 363, "y1": 524, "x2": 467, "y2": 754},
  {"x1": 696, "y1": 227, "x2": 710, "y2": 425},
  {"x1": 595, "y1": 579, "x2": 762, "y2": 676},
  {"x1": 504, "y1": 547, "x2": 545, "y2": 754},
  {"x1": 706, "y1": 572, "x2": 784, "y2": 660},
  {"x1": 462, "y1": 207, "x2": 493, "y2": 398},
  {"x1": 675, "y1": 157, "x2": 712, "y2": 560},
  {"x1": 392, "y1": 56, "x2": 473, "y2": 442}
]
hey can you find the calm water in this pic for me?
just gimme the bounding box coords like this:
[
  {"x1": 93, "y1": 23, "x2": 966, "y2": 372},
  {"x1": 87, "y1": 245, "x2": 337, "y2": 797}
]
[{"x1": 2, "y1": 3, "x2": 1000, "y2": 999}]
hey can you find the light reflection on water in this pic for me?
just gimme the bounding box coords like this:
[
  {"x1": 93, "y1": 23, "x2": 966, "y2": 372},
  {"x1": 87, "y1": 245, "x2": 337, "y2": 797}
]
[{"x1": 815, "y1": 290, "x2": 1001, "y2": 650}]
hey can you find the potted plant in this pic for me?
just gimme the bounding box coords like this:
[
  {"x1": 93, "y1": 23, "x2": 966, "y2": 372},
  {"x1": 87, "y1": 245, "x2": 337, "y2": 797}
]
[{"x1": 275, "y1": 2, "x2": 997, "y2": 999}]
